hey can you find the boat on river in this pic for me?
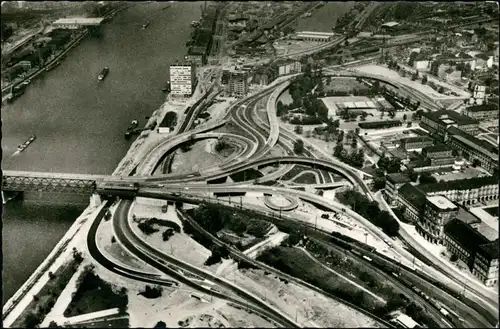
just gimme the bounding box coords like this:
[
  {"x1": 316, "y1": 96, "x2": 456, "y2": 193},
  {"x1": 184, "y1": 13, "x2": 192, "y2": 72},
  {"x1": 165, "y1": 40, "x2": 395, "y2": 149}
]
[
  {"x1": 17, "y1": 135, "x2": 36, "y2": 152},
  {"x1": 98, "y1": 67, "x2": 110, "y2": 81}
]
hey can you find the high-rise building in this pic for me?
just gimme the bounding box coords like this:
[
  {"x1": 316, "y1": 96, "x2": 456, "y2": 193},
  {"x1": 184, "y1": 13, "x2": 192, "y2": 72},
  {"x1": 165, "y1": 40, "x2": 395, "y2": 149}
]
[
  {"x1": 169, "y1": 62, "x2": 197, "y2": 97},
  {"x1": 227, "y1": 70, "x2": 248, "y2": 98}
]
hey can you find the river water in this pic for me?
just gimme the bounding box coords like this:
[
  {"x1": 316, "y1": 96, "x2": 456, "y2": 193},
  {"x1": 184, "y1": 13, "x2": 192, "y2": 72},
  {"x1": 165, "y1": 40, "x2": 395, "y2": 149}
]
[{"x1": 2, "y1": 2, "x2": 202, "y2": 305}]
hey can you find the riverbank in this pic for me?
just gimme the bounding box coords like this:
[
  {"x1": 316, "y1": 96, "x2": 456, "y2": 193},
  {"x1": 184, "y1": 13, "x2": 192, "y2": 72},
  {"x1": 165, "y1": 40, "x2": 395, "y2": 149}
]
[{"x1": 1, "y1": 3, "x2": 133, "y2": 103}]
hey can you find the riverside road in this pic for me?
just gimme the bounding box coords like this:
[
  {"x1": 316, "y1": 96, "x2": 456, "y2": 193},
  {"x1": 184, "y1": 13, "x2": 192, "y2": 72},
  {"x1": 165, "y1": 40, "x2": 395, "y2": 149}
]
[{"x1": 2, "y1": 2, "x2": 202, "y2": 305}]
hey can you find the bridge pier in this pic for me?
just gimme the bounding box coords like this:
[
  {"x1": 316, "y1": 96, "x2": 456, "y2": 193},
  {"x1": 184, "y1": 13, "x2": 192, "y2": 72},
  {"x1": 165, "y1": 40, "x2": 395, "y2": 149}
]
[{"x1": 90, "y1": 193, "x2": 102, "y2": 208}]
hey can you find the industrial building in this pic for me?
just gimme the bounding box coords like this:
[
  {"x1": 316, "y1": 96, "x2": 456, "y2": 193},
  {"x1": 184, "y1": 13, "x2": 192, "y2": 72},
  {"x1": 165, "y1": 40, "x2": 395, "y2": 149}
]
[
  {"x1": 295, "y1": 31, "x2": 335, "y2": 42},
  {"x1": 52, "y1": 17, "x2": 105, "y2": 29},
  {"x1": 169, "y1": 62, "x2": 197, "y2": 97}
]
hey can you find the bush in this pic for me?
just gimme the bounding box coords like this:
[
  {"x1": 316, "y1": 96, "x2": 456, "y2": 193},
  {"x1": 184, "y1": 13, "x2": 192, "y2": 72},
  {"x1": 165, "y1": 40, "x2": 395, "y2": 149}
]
[
  {"x1": 162, "y1": 228, "x2": 175, "y2": 241},
  {"x1": 138, "y1": 221, "x2": 160, "y2": 235},
  {"x1": 139, "y1": 285, "x2": 162, "y2": 299},
  {"x1": 154, "y1": 321, "x2": 167, "y2": 328},
  {"x1": 204, "y1": 245, "x2": 230, "y2": 266}
]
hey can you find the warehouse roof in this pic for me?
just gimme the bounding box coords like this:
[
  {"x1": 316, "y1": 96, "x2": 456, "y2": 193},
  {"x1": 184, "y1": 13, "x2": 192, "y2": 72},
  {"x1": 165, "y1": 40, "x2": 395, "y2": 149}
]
[{"x1": 422, "y1": 109, "x2": 478, "y2": 126}]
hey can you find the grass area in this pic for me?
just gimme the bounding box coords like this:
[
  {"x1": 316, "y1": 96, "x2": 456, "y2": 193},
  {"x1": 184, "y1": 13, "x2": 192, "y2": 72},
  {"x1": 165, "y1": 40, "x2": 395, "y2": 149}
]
[
  {"x1": 134, "y1": 217, "x2": 181, "y2": 236},
  {"x1": 484, "y1": 206, "x2": 498, "y2": 217},
  {"x1": 66, "y1": 318, "x2": 129, "y2": 328},
  {"x1": 184, "y1": 204, "x2": 272, "y2": 252},
  {"x1": 280, "y1": 164, "x2": 314, "y2": 181},
  {"x1": 64, "y1": 265, "x2": 128, "y2": 317},
  {"x1": 229, "y1": 168, "x2": 263, "y2": 182},
  {"x1": 12, "y1": 256, "x2": 83, "y2": 328},
  {"x1": 256, "y1": 246, "x2": 385, "y2": 311},
  {"x1": 305, "y1": 239, "x2": 442, "y2": 327},
  {"x1": 292, "y1": 172, "x2": 318, "y2": 184}
]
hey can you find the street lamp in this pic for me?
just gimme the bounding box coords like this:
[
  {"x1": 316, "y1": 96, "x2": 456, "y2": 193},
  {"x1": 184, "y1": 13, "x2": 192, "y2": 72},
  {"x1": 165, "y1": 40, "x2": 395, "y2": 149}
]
[{"x1": 364, "y1": 232, "x2": 368, "y2": 244}]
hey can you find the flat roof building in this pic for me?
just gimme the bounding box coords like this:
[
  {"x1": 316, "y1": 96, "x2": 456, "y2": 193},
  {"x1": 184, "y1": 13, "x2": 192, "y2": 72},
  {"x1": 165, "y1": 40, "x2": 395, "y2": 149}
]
[
  {"x1": 52, "y1": 17, "x2": 105, "y2": 29},
  {"x1": 295, "y1": 31, "x2": 335, "y2": 42},
  {"x1": 169, "y1": 62, "x2": 197, "y2": 98}
]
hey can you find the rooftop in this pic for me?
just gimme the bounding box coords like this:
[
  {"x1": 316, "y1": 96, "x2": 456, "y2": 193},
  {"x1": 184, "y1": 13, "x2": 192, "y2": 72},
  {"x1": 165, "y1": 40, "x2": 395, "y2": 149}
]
[
  {"x1": 478, "y1": 240, "x2": 499, "y2": 260},
  {"x1": 296, "y1": 31, "x2": 335, "y2": 37},
  {"x1": 444, "y1": 218, "x2": 490, "y2": 254},
  {"x1": 401, "y1": 136, "x2": 434, "y2": 144},
  {"x1": 423, "y1": 109, "x2": 478, "y2": 126},
  {"x1": 475, "y1": 222, "x2": 499, "y2": 242},
  {"x1": 448, "y1": 126, "x2": 498, "y2": 157},
  {"x1": 418, "y1": 175, "x2": 498, "y2": 193},
  {"x1": 455, "y1": 207, "x2": 481, "y2": 225},
  {"x1": 399, "y1": 183, "x2": 426, "y2": 209},
  {"x1": 423, "y1": 144, "x2": 452, "y2": 154},
  {"x1": 381, "y1": 21, "x2": 399, "y2": 28},
  {"x1": 394, "y1": 313, "x2": 419, "y2": 329},
  {"x1": 466, "y1": 103, "x2": 499, "y2": 112},
  {"x1": 387, "y1": 173, "x2": 411, "y2": 185},
  {"x1": 53, "y1": 17, "x2": 105, "y2": 25},
  {"x1": 426, "y1": 195, "x2": 457, "y2": 210}
]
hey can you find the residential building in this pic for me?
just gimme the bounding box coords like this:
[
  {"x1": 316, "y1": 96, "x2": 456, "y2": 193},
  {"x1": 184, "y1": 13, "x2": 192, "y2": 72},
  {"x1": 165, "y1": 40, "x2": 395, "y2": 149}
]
[
  {"x1": 444, "y1": 218, "x2": 489, "y2": 268},
  {"x1": 400, "y1": 136, "x2": 434, "y2": 151},
  {"x1": 473, "y1": 241, "x2": 499, "y2": 287},
  {"x1": 294, "y1": 31, "x2": 334, "y2": 42},
  {"x1": 418, "y1": 195, "x2": 458, "y2": 244},
  {"x1": 413, "y1": 59, "x2": 431, "y2": 71},
  {"x1": 463, "y1": 103, "x2": 499, "y2": 120},
  {"x1": 445, "y1": 126, "x2": 498, "y2": 174},
  {"x1": 422, "y1": 144, "x2": 455, "y2": 166},
  {"x1": 418, "y1": 175, "x2": 499, "y2": 206},
  {"x1": 227, "y1": 70, "x2": 249, "y2": 98},
  {"x1": 444, "y1": 219, "x2": 499, "y2": 286},
  {"x1": 275, "y1": 59, "x2": 302, "y2": 76},
  {"x1": 385, "y1": 173, "x2": 411, "y2": 205},
  {"x1": 397, "y1": 183, "x2": 426, "y2": 223},
  {"x1": 169, "y1": 62, "x2": 197, "y2": 97},
  {"x1": 420, "y1": 109, "x2": 479, "y2": 138}
]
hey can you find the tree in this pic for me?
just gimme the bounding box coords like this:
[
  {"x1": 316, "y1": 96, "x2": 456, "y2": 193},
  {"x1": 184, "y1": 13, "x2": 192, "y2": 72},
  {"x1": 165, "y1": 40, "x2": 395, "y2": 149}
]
[
  {"x1": 402, "y1": 113, "x2": 407, "y2": 121},
  {"x1": 294, "y1": 125, "x2": 303, "y2": 134},
  {"x1": 48, "y1": 320, "x2": 62, "y2": 328},
  {"x1": 25, "y1": 312, "x2": 42, "y2": 328},
  {"x1": 421, "y1": 74, "x2": 428, "y2": 85},
  {"x1": 450, "y1": 254, "x2": 458, "y2": 262},
  {"x1": 438, "y1": 86, "x2": 445, "y2": 94},
  {"x1": 344, "y1": 39, "x2": 349, "y2": 46},
  {"x1": 471, "y1": 159, "x2": 481, "y2": 167},
  {"x1": 419, "y1": 172, "x2": 437, "y2": 184},
  {"x1": 293, "y1": 139, "x2": 305, "y2": 154},
  {"x1": 373, "y1": 169, "x2": 386, "y2": 190},
  {"x1": 451, "y1": 149, "x2": 459, "y2": 157},
  {"x1": 333, "y1": 143, "x2": 344, "y2": 158}
]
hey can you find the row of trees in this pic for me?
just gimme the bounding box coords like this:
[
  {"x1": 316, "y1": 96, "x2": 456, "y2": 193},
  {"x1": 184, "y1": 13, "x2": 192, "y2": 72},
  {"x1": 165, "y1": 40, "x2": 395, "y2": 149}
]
[{"x1": 336, "y1": 190, "x2": 400, "y2": 237}]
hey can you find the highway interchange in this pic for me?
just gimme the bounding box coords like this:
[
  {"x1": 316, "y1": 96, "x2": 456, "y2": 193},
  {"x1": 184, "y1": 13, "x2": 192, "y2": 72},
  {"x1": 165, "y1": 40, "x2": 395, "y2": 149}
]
[{"x1": 94, "y1": 69, "x2": 498, "y2": 328}]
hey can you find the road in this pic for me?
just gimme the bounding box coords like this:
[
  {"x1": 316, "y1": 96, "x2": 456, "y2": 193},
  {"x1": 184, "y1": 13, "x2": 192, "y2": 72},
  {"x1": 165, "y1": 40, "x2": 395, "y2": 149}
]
[{"x1": 113, "y1": 200, "x2": 300, "y2": 328}]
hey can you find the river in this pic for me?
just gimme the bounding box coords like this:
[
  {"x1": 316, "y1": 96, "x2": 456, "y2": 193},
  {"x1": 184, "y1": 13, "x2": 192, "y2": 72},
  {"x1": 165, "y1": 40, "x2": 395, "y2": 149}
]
[{"x1": 2, "y1": 1, "x2": 202, "y2": 305}]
